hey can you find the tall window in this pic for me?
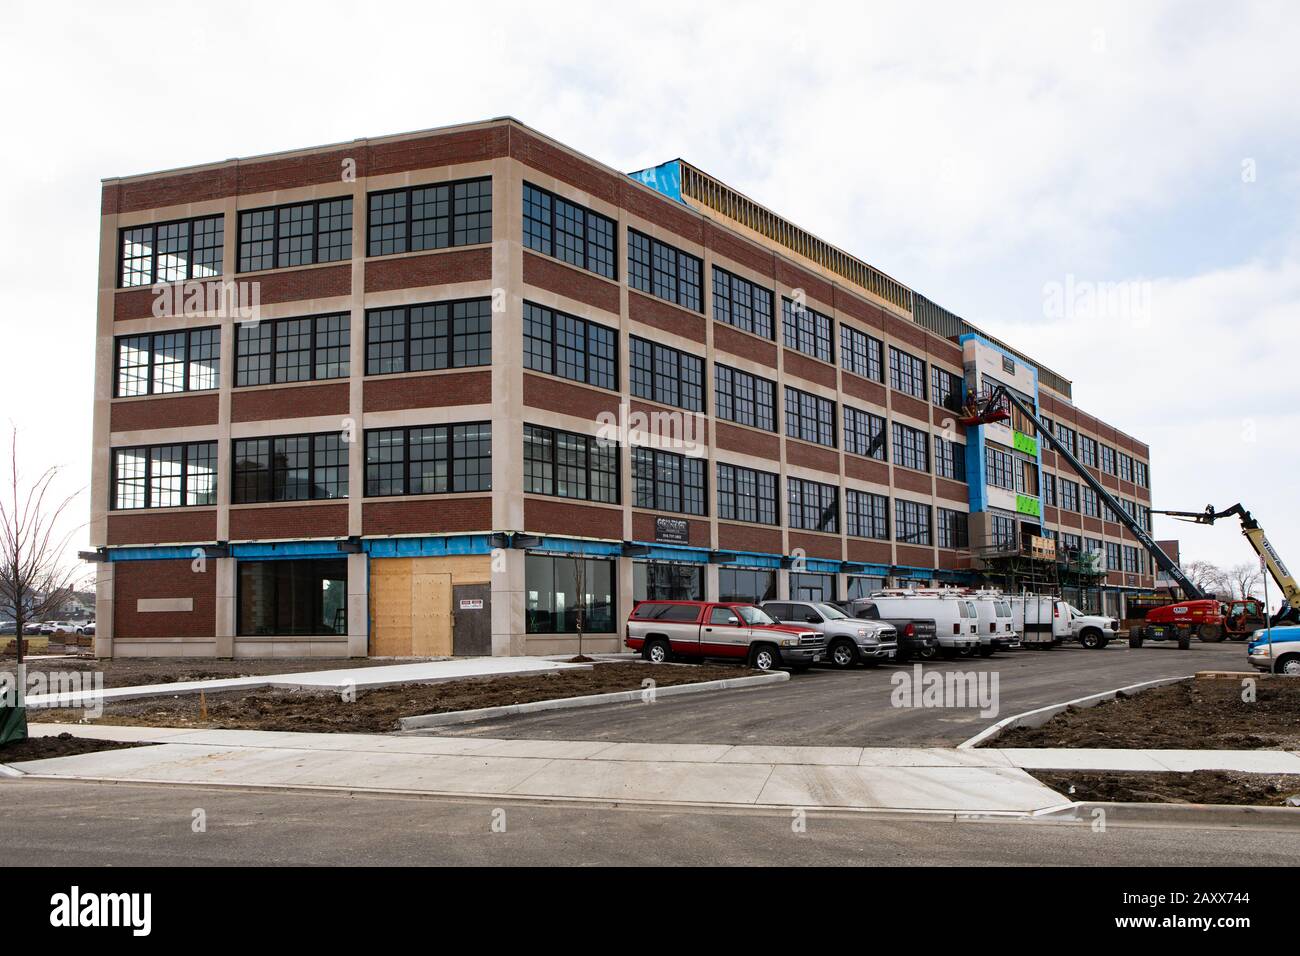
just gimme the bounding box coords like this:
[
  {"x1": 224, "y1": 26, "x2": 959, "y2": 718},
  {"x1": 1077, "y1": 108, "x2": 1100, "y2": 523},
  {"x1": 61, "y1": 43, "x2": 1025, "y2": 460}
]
[
  {"x1": 889, "y1": 347, "x2": 926, "y2": 399},
  {"x1": 931, "y1": 366, "x2": 964, "y2": 413},
  {"x1": 1054, "y1": 422, "x2": 1077, "y2": 457},
  {"x1": 934, "y1": 436, "x2": 966, "y2": 481},
  {"x1": 524, "y1": 555, "x2": 616, "y2": 634},
  {"x1": 717, "y1": 463, "x2": 778, "y2": 525},
  {"x1": 846, "y1": 489, "x2": 888, "y2": 540},
  {"x1": 633, "y1": 448, "x2": 705, "y2": 515},
  {"x1": 1081, "y1": 486, "x2": 1101, "y2": 518},
  {"x1": 628, "y1": 230, "x2": 702, "y2": 311},
  {"x1": 1106, "y1": 541, "x2": 1121, "y2": 571},
  {"x1": 937, "y1": 508, "x2": 969, "y2": 549},
  {"x1": 715, "y1": 364, "x2": 776, "y2": 431},
  {"x1": 238, "y1": 198, "x2": 352, "y2": 272},
  {"x1": 366, "y1": 298, "x2": 491, "y2": 375},
  {"x1": 236, "y1": 314, "x2": 349, "y2": 386},
  {"x1": 894, "y1": 499, "x2": 932, "y2": 545},
  {"x1": 114, "y1": 328, "x2": 220, "y2": 396},
  {"x1": 1043, "y1": 473, "x2": 1057, "y2": 507},
  {"x1": 119, "y1": 216, "x2": 224, "y2": 287},
  {"x1": 523, "y1": 426, "x2": 618, "y2": 503},
  {"x1": 986, "y1": 444, "x2": 1014, "y2": 490},
  {"x1": 785, "y1": 387, "x2": 835, "y2": 447},
  {"x1": 843, "y1": 406, "x2": 887, "y2": 460},
  {"x1": 1118, "y1": 452, "x2": 1134, "y2": 483},
  {"x1": 891, "y1": 422, "x2": 929, "y2": 472},
  {"x1": 1058, "y1": 478, "x2": 1080, "y2": 512},
  {"x1": 1078, "y1": 435, "x2": 1098, "y2": 468},
  {"x1": 782, "y1": 298, "x2": 833, "y2": 362},
  {"x1": 841, "y1": 325, "x2": 883, "y2": 381},
  {"x1": 111, "y1": 442, "x2": 217, "y2": 510},
  {"x1": 1134, "y1": 461, "x2": 1149, "y2": 488},
  {"x1": 712, "y1": 267, "x2": 774, "y2": 339},
  {"x1": 364, "y1": 423, "x2": 491, "y2": 497},
  {"x1": 1099, "y1": 443, "x2": 1116, "y2": 475},
  {"x1": 990, "y1": 512, "x2": 1016, "y2": 549},
  {"x1": 788, "y1": 478, "x2": 838, "y2": 533},
  {"x1": 367, "y1": 178, "x2": 491, "y2": 256},
  {"x1": 629, "y1": 337, "x2": 703, "y2": 411},
  {"x1": 523, "y1": 302, "x2": 617, "y2": 390},
  {"x1": 522, "y1": 183, "x2": 616, "y2": 279},
  {"x1": 233, "y1": 433, "x2": 348, "y2": 503}
]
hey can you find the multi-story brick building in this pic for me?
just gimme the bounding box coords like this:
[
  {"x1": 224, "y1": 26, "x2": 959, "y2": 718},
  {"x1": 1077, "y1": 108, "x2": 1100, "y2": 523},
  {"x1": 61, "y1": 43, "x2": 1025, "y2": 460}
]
[{"x1": 90, "y1": 117, "x2": 1156, "y2": 658}]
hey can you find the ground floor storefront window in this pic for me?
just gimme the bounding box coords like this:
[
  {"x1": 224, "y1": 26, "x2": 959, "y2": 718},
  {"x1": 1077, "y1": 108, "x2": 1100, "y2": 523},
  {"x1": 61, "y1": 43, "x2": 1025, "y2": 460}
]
[
  {"x1": 525, "y1": 555, "x2": 616, "y2": 634},
  {"x1": 237, "y1": 558, "x2": 348, "y2": 636},
  {"x1": 717, "y1": 567, "x2": 776, "y2": 604},
  {"x1": 634, "y1": 560, "x2": 703, "y2": 601},
  {"x1": 846, "y1": 575, "x2": 886, "y2": 600},
  {"x1": 790, "y1": 572, "x2": 836, "y2": 602}
]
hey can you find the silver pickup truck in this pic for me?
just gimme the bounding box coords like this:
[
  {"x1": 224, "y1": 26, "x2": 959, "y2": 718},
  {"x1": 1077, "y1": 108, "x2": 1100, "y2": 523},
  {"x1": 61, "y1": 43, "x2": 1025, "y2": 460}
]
[
  {"x1": 762, "y1": 600, "x2": 898, "y2": 668},
  {"x1": 626, "y1": 601, "x2": 825, "y2": 672}
]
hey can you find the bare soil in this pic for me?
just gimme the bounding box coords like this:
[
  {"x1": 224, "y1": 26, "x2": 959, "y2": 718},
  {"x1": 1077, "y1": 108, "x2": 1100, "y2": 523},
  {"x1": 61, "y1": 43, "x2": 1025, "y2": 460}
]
[
  {"x1": 41, "y1": 662, "x2": 755, "y2": 734},
  {"x1": 994, "y1": 677, "x2": 1300, "y2": 751},
  {"x1": 1032, "y1": 770, "x2": 1300, "y2": 808},
  {"x1": 7, "y1": 656, "x2": 447, "y2": 689},
  {"x1": 0, "y1": 732, "x2": 150, "y2": 763}
]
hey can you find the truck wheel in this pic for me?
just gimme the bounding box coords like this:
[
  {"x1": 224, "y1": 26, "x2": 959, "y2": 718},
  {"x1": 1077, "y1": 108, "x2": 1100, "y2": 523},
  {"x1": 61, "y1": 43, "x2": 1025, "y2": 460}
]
[
  {"x1": 1079, "y1": 628, "x2": 1104, "y2": 650},
  {"x1": 978, "y1": 645, "x2": 995, "y2": 658},
  {"x1": 829, "y1": 640, "x2": 859, "y2": 669},
  {"x1": 1129, "y1": 631, "x2": 1144, "y2": 648},
  {"x1": 1198, "y1": 624, "x2": 1225, "y2": 643},
  {"x1": 749, "y1": 644, "x2": 781, "y2": 672},
  {"x1": 1274, "y1": 654, "x2": 1300, "y2": 676},
  {"x1": 644, "y1": 638, "x2": 670, "y2": 664},
  {"x1": 1177, "y1": 630, "x2": 1191, "y2": 650}
]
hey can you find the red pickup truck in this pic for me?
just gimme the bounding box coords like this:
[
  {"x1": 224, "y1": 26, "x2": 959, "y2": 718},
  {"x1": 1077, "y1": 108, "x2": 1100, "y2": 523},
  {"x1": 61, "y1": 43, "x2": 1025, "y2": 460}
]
[{"x1": 625, "y1": 600, "x2": 825, "y2": 671}]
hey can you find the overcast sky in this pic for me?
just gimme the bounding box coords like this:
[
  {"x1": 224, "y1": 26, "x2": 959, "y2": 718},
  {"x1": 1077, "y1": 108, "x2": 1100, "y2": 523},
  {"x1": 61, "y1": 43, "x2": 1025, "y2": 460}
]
[{"x1": 1, "y1": 0, "x2": 1296, "y2": 595}]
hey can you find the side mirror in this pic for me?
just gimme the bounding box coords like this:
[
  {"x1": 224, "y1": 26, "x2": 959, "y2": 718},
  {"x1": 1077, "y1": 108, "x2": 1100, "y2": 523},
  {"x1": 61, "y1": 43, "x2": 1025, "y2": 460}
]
[{"x1": 727, "y1": 616, "x2": 740, "y2": 626}]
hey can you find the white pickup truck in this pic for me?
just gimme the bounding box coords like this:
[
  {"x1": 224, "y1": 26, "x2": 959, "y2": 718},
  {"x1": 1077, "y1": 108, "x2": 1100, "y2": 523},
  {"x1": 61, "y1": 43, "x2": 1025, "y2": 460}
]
[{"x1": 1009, "y1": 595, "x2": 1119, "y2": 649}]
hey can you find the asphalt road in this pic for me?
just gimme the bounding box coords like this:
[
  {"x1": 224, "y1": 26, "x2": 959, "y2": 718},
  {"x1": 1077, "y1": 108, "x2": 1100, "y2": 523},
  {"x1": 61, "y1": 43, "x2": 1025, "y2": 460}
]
[
  {"x1": 437, "y1": 638, "x2": 1252, "y2": 747},
  {"x1": 3, "y1": 779, "x2": 1295, "y2": 866}
]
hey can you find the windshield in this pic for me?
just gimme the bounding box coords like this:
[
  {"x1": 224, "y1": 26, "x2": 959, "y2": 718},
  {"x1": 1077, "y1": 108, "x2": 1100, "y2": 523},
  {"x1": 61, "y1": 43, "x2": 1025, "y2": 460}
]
[
  {"x1": 816, "y1": 603, "x2": 848, "y2": 620},
  {"x1": 1063, "y1": 603, "x2": 1082, "y2": 616},
  {"x1": 736, "y1": 605, "x2": 776, "y2": 625}
]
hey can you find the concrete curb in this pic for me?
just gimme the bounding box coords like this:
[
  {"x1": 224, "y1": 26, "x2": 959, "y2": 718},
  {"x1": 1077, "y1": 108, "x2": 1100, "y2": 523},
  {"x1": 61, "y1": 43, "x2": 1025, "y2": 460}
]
[
  {"x1": 0, "y1": 763, "x2": 25, "y2": 778},
  {"x1": 958, "y1": 675, "x2": 1193, "y2": 749},
  {"x1": 1037, "y1": 801, "x2": 1300, "y2": 829},
  {"x1": 398, "y1": 671, "x2": 790, "y2": 730}
]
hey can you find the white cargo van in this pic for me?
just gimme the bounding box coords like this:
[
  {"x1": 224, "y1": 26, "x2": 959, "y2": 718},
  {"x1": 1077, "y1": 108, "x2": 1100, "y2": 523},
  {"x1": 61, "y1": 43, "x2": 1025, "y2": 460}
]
[
  {"x1": 866, "y1": 592, "x2": 980, "y2": 657},
  {"x1": 1008, "y1": 595, "x2": 1118, "y2": 650},
  {"x1": 964, "y1": 592, "x2": 1019, "y2": 656}
]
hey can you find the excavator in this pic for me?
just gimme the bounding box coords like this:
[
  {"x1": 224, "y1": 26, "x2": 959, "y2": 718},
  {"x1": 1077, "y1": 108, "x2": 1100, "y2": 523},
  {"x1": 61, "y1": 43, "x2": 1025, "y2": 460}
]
[{"x1": 959, "y1": 386, "x2": 1297, "y2": 649}]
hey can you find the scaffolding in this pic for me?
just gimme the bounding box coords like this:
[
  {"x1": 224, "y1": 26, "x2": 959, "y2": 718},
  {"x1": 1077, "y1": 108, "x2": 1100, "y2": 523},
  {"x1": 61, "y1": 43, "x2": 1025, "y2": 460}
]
[{"x1": 974, "y1": 541, "x2": 1108, "y2": 611}]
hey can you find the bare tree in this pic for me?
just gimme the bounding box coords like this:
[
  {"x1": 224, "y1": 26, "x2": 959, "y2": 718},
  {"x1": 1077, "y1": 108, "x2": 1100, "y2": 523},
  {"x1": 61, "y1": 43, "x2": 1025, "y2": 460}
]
[
  {"x1": 1224, "y1": 562, "x2": 1264, "y2": 601},
  {"x1": 1182, "y1": 559, "x2": 1229, "y2": 597},
  {"x1": 0, "y1": 427, "x2": 84, "y2": 737}
]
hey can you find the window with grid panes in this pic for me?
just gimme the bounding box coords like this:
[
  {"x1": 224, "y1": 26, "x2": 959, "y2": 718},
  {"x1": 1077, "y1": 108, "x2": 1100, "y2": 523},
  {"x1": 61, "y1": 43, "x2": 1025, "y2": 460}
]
[
  {"x1": 846, "y1": 490, "x2": 889, "y2": 539},
  {"x1": 712, "y1": 267, "x2": 774, "y2": 338},
  {"x1": 938, "y1": 508, "x2": 969, "y2": 549},
  {"x1": 364, "y1": 299, "x2": 490, "y2": 376},
  {"x1": 522, "y1": 183, "x2": 616, "y2": 279},
  {"x1": 115, "y1": 328, "x2": 220, "y2": 396},
  {"x1": 629, "y1": 337, "x2": 703, "y2": 411},
  {"x1": 523, "y1": 425, "x2": 618, "y2": 503},
  {"x1": 891, "y1": 422, "x2": 929, "y2": 472},
  {"x1": 843, "y1": 406, "x2": 887, "y2": 460},
  {"x1": 840, "y1": 325, "x2": 883, "y2": 381},
  {"x1": 784, "y1": 386, "x2": 835, "y2": 446},
  {"x1": 627, "y1": 230, "x2": 703, "y2": 312},
  {"x1": 522, "y1": 302, "x2": 616, "y2": 390},
  {"x1": 934, "y1": 435, "x2": 966, "y2": 481},
  {"x1": 716, "y1": 463, "x2": 778, "y2": 525},
  {"x1": 782, "y1": 298, "x2": 833, "y2": 362},
  {"x1": 364, "y1": 423, "x2": 491, "y2": 496},
  {"x1": 366, "y1": 178, "x2": 492, "y2": 256},
  {"x1": 633, "y1": 448, "x2": 706, "y2": 515},
  {"x1": 111, "y1": 442, "x2": 217, "y2": 509},
  {"x1": 232, "y1": 433, "x2": 348, "y2": 503},
  {"x1": 119, "y1": 216, "x2": 224, "y2": 287},
  {"x1": 237, "y1": 198, "x2": 352, "y2": 272},
  {"x1": 235, "y1": 314, "x2": 349, "y2": 387},
  {"x1": 894, "y1": 499, "x2": 931, "y2": 545},
  {"x1": 889, "y1": 347, "x2": 926, "y2": 399},
  {"x1": 714, "y1": 364, "x2": 776, "y2": 431},
  {"x1": 788, "y1": 478, "x2": 838, "y2": 533}
]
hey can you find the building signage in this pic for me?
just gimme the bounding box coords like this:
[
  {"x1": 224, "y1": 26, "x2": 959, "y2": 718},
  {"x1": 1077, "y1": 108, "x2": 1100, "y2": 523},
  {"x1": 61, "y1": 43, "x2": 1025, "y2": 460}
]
[
  {"x1": 655, "y1": 517, "x2": 689, "y2": 545},
  {"x1": 1015, "y1": 494, "x2": 1041, "y2": 517},
  {"x1": 458, "y1": 599, "x2": 484, "y2": 611}
]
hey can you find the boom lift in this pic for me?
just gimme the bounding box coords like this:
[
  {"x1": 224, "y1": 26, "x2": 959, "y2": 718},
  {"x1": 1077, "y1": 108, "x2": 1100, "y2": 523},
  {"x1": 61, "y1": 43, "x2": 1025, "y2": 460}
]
[
  {"x1": 1152, "y1": 504, "x2": 1300, "y2": 629},
  {"x1": 960, "y1": 385, "x2": 1211, "y2": 648}
]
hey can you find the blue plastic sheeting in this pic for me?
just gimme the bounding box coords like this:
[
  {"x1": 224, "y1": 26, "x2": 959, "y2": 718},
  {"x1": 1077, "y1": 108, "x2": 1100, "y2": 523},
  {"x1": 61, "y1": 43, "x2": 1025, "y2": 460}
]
[
  {"x1": 106, "y1": 546, "x2": 202, "y2": 562},
  {"x1": 364, "y1": 535, "x2": 494, "y2": 558},
  {"x1": 794, "y1": 559, "x2": 843, "y2": 575},
  {"x1": 627, "y1": 160, "x2": 684, "y2": 204},
  {"x1": 233, "y1": 541, "x2": 347, "y2": 560}
]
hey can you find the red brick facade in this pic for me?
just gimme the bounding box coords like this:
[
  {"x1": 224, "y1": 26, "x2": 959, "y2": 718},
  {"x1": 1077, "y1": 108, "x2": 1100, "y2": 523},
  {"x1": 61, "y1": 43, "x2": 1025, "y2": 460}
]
[
  {"x1": 362, "y1": 497, "x2": 491, "y2": 536},
  {"x1": 113, "y1": 559, "x2": 216, "y2": 639},
  {"x1": 228, "y1": 504, "x2": 348, "y2": 541}
]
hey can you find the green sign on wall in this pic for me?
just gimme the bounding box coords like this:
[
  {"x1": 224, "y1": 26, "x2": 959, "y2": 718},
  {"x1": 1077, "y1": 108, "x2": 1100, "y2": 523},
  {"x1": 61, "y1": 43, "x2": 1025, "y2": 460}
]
[
  {"x1": 1016, "y1": 494, "x2": 1041, "y2": 517},
  {"x1": 1013, "y1": 431, "x2": 1038, "y2": 455}
]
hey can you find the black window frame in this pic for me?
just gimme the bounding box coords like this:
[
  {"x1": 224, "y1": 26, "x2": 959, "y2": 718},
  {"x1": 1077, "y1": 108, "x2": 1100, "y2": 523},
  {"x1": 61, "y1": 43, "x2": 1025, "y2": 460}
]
[
  {"x1": 632, "y1": 447, "x2": 707, "y2": 516},
  {"x1": 235, "y1": 313, "x2": 350, "y2": 387},
  {"x1": 894, "y1": 498, "x2": 932, "y2": 545},
  {"x1": 366, "y1": 176, "x2": 492, "y2": 258},
  {"x1": 985, "y1": 443, "x2": 1015, "y2": 490},
  {"x1": 364, "y1": 297, "x2": 492, "y2": 377},
  {"x1": 1059, "y1": 477, "x2": 1080, "y2": 513},
  {"x1": 363, "y1": 422, "x2": 492, "y2": 498},
  {"x1": 846, "y1": 489, "x2": 889, "y2": 540},
  {"x1": 931, "y1": 365, "x2": 964, "y2": 413},
  {"x1": 113, "y1": 326, "x2": 221, "y2": 397},
  {"x1": 522, "y1": 182, "x2": 617, "y2": 279},
  {"x1": 627, "y1": 229, "x2": 703, "y2": 312},
  {"x1": 934, "y1": 435, "x2": 966, "y2": 482},
  {"x1": 888, "y1": 346, "x2": 926, "y2": 400},
  {"x1": 712, "y1": 266, "x2": 775, "y2": 339},
  {"x1": 232, "y1": 432, "x2": 350, "y2": 504},
  {"x1": 523, "y1": 424, "x2": 620, "y2": 504},
  {"x1": 843, "y1": 405, "x2": 887, "y2": 460},
  {"x1": 781, "y1": 297, "x2": 834, "y2": 363},
  {"x1": 937, "y1": 508, "x2": 969, "y2": 549},
  {"x1": 716, "y1": 463, "x2": 779, "y2": 526},
  {"x1": 784, "y1": 386, "x2": 836, "y2": 448},
  {"x1": 891, "y1": 421, "x2": 930, "y2": 473},
  {"x1": 840, "y1": 324, "x2": 883, "y2": 382},
  {"x1": 523, "y1": 301, "x2": 618, "y2": 391},
  {"x1": 118, "y1": 215, "x2": 225, "y2": 288},
  {"x1": 714, "y1": 364, "x2": 776, "y2": 432},
  {"x1": 787, "y1": 477, "x2": 839, "y2": 533},
  {"x1": 237, "y1": 196, "x2": 353, "y2": 273},
  {"x1": 110, "y1": 441, "x2": 218, "y2": 511},
  {"x1": 629, "y1": 336, "x2": 704, "y2": 411}
]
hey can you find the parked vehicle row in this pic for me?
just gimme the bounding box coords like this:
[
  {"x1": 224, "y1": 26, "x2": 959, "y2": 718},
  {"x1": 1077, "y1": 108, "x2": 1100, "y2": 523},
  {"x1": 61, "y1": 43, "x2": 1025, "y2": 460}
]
[
  {"x1": 626, "y1": 601, "x2": 825, "y2": 672},
  {"x1": 761, "y1": 601, "x2": 897, "y2": 668}
]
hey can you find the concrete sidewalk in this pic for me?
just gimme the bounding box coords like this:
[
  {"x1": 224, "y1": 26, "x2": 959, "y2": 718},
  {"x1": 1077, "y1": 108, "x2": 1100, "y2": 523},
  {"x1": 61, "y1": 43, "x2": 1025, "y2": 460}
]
[{"x1": 22, "y1": 658, "x2": 590, "y2": 709}]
